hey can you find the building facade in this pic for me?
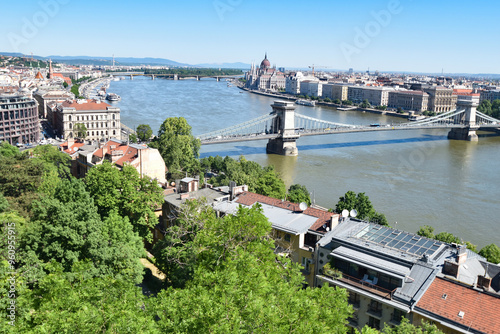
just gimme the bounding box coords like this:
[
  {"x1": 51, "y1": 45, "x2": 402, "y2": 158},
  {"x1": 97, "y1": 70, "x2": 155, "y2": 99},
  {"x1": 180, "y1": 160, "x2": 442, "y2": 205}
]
[
  {"x1": 479, "y1": 89, "x2": 500, "y2": 103},
  {"x1": 34, "y1": 89, "x2": 75, "y2": 118},
  {"x1": 314, "y1": 219, "x2": 499, "y2": 332},
  {"x1": 0, "y1": 93, "x2": 39, "y2": 145},
  {"x1": 245, "y1": 54, "x2": 286, "y2": 91},
  {"x1": 388, "y1": 90, "x2": 429, "y2": 112},
  {"x1": 48, "y1": 99, "x2": 121, "y2": 141},
  {"x1": 322, "y1": 83, "x2": 349, "y2": 101},
  {"x1": 424, "y1": 86, "x2": 457, "y2": 112}
]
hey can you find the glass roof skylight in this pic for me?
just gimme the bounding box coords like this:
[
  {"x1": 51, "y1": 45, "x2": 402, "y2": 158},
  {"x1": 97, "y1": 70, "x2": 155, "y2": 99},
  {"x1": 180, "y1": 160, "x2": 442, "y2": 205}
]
[{"x1": 355, "y1": 225, "x2": 442, "y2": 257}]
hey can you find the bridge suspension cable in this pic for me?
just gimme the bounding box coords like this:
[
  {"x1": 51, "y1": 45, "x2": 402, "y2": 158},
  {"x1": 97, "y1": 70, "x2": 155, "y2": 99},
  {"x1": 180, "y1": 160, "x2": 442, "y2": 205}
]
[
  {"x1": 476, "y1": 111, "x2": 500, "y2": 124},
  {"x1": 294, "y1": 113, "x2": 355, "y2": 130},
  {"x1": 196, "y1": 113, "x2": 277, "y2": 141}
]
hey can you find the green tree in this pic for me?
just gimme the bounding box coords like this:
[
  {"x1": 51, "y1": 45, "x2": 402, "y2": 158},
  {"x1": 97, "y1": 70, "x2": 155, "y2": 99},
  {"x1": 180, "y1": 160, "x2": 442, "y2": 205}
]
[
  {"x1": 479, "y1": 243, "x2": 500, "y2": 264},
  {"x1": 0, "y1": 141, "x2": 19, "y2": 158},
  {"x1": 477, "y1": 99, "x2": 492, "y2": 115},
  {"x1": 129, "y1": 133, "x2": 138, "y2": 143},
  {"x1": 62, "y1": 81, "x2": 68, "y2": 88},
  {"x1": 136, "y1": 124, "x2": 153, "y2": 142},
  {"x1": 153, "y1": 203, "x2": 352, "y2": 333},
  {"x1": 335, "y1": 191, "x2": 388, "y2": 226},
  {"x1": 20, "y1": 178, "x2": 144, "y2": 283},
  {"x1": 85, "y1": 162, "x2": 163, "y2": 241},
  {"x1": 253, "y1": 169, "x2": 287, "y2": 199},
  {"x1": 491, "y1": 99, "x2": 500, "y2": 118},
  {"x1": 150, "y1": 117, "x2": 200, "y2": 174},
  {"x1": 360, "y1": 99, "x2": 371, "y2": 108},
  {"x1": 417, "y1": 225, "x2": 435, "y2": 239},
  {"x1": 14, "y1": 263, "x2": 158, "y2": 333},
  {"x1": 334, "y1": 98, "x2": 342, "y2": 104},
  {"x1": 287, "y1": 184, "x2": 311, "y2": 206},
  {"x1": 342, "y1": 100, "x2": 353, "y2": 105},
  {"x1": 0, "y1": 193, "x2": 8, "y2": 213},
  {"x1": 32, "y1": 144, "x2": 71, "y2": 177},
  {"x1": 434, "y1": 232, "x2": 461, "y2": 244},
  {"x1": 73, "y1": 123, "x2": 87, "y2": 140}
]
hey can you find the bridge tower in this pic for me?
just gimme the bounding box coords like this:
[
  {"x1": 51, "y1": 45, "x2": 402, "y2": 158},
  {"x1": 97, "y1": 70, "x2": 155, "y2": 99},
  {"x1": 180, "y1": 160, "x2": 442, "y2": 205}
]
[
  {"x1": 130, "y1": 75, "x2": 133, "y2": 80},
  {"x1": 266, "y1": 101, "x2": 299, "y2": 156},
  {"x1": 196, "y1": 76, "x2": 199, "y2": 81},
  {"x1": 152, "y1": 75, "x2": 155, "y2": 80},
  {"x1": 448, "y1": 101, "x2": 479, "y2": 141}
]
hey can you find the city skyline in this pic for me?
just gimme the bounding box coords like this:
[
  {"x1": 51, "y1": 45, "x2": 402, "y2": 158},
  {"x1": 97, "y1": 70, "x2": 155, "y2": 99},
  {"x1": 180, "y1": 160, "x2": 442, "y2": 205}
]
[{"x1": 2, "y1": 0, "x2": 500, "y2": 74}]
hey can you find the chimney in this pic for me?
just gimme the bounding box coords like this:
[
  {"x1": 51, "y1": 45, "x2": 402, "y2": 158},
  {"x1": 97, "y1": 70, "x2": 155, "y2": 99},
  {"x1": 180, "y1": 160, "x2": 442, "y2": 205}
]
[
  {"x1": 443, "y1": 260, "x2": 459, "y2": 278},
  {"x1": 180, "y1": 193, "x2": 190, "y2": 200},
  {"x1": 477, "y1": 275, "x2": 492, "y2": 290},
  {"x1": 457, "y1": 245, "x2": 467, "y2": 265}
]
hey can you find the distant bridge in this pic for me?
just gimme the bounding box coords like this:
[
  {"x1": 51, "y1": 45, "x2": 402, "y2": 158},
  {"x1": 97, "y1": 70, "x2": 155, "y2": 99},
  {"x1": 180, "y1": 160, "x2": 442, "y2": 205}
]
[
  {"x1": 196, "y1": 100, "x2": 500, "y2": 156},
  {"x1": 108, "y1": 72, "x2": 241, "y2": 81}
]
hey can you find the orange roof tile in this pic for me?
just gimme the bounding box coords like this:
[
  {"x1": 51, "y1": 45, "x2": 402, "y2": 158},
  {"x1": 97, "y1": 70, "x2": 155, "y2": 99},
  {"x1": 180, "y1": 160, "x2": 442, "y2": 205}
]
[
  {"x1": 62, "y1": 99, "x2": 111, "y2": 111},
  {"x1": 416, "y1": 277, "x2": 500, "y2": 334},
  {"x1": 235, "y1": 192, "x2": 338, "y2": 233}
]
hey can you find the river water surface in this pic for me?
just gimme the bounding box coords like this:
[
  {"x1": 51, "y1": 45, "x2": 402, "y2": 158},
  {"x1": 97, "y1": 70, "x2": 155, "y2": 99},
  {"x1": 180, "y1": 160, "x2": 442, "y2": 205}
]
[{"x1": 110, "y1": 76, "x2": 500, "y2": 248}]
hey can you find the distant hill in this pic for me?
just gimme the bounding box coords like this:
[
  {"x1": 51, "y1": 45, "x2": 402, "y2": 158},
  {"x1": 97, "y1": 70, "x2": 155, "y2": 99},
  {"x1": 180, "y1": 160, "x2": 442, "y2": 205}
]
[{"x1": 45, "y1": 55, "x2": 190, "y2": 67}]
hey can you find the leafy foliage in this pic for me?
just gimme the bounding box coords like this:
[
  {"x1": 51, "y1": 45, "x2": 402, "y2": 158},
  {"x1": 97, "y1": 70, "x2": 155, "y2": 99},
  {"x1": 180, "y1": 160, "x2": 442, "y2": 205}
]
[
  {"x1": 202, "y1": 155, "x2": 286, "y2": 199},
  {"x1": 19, "y1": 178, "x2": 144, "y2": 283},
  {"x1": 129, "y1": 133, "x2": 138, "y2": 143},
  {"x1": 335, "y1": 191, "x2": 388, "y2": 226},
  {"x1": 417, "y1": 226, "x2": 479, "y2": 253},
  {"x1": 287, "y1": 184, "x2": 311, "y2": 205},
  {"x1": 11, "y1": 263, "x2": 157, "y2": 333},
  {"x1": 149, "y1": 117, "x2": 200, "y2": 174},
  {"x1": 85, "y1": 162, "x2": 164, "y2": 241},
  {"x1": 0, "y1": 141, "x2": 19, "y2": 158},
  {"x1": 479, "y1": 243, "x2": 500, "y2": 264},
  {"x1": 73, "y1": 123, "x2": 87, "y2": 139},
  {"x1": 153, "y1": 201, "x2": 352, "y2": 333},
  {"x1": 136, "y1": 124, "x2": 153, "y2": 142}
]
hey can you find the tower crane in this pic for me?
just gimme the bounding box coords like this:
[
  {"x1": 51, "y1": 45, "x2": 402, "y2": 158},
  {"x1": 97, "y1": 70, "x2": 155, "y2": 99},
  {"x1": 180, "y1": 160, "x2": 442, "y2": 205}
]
[{"x1": 308, "y1": 64, "x2": 328, "y2": 77}]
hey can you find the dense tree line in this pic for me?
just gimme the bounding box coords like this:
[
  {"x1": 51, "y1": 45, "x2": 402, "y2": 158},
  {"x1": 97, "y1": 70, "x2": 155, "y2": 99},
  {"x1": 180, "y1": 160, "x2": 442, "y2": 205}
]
[
  {"x1": 334, "y1": 191, "x2": 389, "y2": 226},
  {"x1": 477, "y1": 99, "x2": 500, "y2": 119}
]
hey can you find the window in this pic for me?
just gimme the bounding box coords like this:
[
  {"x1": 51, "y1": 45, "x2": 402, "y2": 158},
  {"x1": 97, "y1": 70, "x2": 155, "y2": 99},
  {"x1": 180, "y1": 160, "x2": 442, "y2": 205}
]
[
  {"x1": 368, "y1": 300, "x2": 382, "y2": 317},
  {"x1": 391, "y1": 309, "x2": 404, "y2": 324},
  {"x1": 348, "y1": 292, "x2": 360, "y2": 308},
  {"x1": 368, "y1": 316, "x2": 380, "y2": 330},
  {"x1": 301, "y1": 257, "x2": 310, "y2": 272},
  {"x1": 284, "y1": 234, "x2": 291, "y2": 242}
]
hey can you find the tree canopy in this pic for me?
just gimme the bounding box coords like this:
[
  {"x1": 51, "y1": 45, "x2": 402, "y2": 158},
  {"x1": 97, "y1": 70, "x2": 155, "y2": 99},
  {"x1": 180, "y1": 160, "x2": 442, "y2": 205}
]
[
  {"x1": 335, "y1": 191, "x2": 388, "y2": 226},
  {"x1": 152, "y1": 201, "x2": 352, "y2": 333},
  {"x1": 201, "y1": 155, "x2": 286, "y2": 199},
  {"x1": 85, "y1": 161, "x2": 164, "y2": 242},
  {"x1": 19, "y1": 177, "x2": 144, "y2": 283},
  {"x1": 287, "y1": 184, "x2": 311, "y2": 206},
  {"x1": 136, "y1": 124, "x2": 153, "y2": 142},
  {"x1": 478, "y1": 243, "x2": 500, "y2": 264},
  {"x1": 73, "y1": 123, "x2": 87, "y2": 140},
  {"x1": 149, "y1": 117, "x2": 200, "y2": 174}
]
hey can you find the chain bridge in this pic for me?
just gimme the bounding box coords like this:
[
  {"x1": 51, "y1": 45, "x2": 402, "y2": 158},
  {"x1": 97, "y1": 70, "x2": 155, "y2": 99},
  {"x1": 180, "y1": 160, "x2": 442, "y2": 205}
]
[{"x1": 196, "y1": 100, "x2": 500, "y2": 156}]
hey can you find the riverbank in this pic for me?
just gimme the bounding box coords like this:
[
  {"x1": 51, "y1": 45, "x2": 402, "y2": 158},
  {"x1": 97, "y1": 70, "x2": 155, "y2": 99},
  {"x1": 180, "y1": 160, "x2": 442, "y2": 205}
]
[{"x1": 236, "y1": 85, "x2": 411, "y2": 120}]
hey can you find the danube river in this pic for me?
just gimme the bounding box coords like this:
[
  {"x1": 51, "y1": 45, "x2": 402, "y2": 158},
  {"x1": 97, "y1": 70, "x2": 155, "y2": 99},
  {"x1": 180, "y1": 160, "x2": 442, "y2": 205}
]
[{"x1": 110, "y1": 76, "x2": 500, "y2": 248}]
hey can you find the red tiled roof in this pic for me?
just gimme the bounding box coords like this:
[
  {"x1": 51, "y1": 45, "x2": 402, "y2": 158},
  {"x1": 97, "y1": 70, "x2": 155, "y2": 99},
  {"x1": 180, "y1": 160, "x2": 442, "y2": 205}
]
[
  {"x1": 59, "y1": 141, "x2": 85, "y2": 154},
  {"x1": 416, "y1": 277, "x2": 500, "y2": 334},
  {"x1": 62, "y1": 99, "x2": 111, "y2": 111},
  {"x1": 235, "y1": 191, "x2": 338, "y2": 233}
]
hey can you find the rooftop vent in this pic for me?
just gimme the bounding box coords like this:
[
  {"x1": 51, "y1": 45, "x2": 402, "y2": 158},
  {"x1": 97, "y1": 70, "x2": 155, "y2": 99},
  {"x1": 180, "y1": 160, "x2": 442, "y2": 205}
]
[
  {"x1": 441, "y1": 293, "x2": 447, "y2": 300},
  {"x1": 477, "y1": 275, "x2": 492, "y2": 290},
  {"x1": 458, "y1": 311, "x2": 465, "y2": 318}
]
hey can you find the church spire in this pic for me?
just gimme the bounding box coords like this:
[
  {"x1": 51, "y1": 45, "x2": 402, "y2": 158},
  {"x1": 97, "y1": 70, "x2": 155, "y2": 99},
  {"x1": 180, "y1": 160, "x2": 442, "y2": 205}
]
[{"x1": 48, "y1": 59, "x2": 53, "y2": 79}]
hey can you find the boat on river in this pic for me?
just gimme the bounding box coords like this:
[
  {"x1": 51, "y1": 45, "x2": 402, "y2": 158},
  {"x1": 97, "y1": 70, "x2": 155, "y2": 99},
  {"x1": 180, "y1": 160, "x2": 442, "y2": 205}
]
[
  {"x1": 295, "y1": 99, "x2": 316, "y2": 107},
  {"x1": 106, "y1": 93, "x2": 121, "y2": 101}
]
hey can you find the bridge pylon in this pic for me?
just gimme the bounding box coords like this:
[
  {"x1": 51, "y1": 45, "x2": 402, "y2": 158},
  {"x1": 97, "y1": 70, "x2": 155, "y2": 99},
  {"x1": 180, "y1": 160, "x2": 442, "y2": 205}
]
[
  {"x1": 266, "y1": 100, "x2": 299, "y2": 156},
  {"x1": 448, "y1": 101, "x2": 479, "y2": 141}
]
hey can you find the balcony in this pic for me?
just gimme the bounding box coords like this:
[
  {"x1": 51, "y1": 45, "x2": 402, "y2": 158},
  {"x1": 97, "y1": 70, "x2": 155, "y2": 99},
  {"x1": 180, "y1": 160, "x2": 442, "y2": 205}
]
[
  {"x1": 348, "y1": 297, "x2": 360, "y2": 309},
  {"x1": 321, "y1": 271, "x2": 396, "y2": 300}
]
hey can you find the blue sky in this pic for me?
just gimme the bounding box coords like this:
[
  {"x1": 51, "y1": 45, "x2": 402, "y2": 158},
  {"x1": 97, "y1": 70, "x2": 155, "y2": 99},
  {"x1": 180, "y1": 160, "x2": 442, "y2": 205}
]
[{"x1": 1, "y1": 0, "x2": 499, "y2": 74}]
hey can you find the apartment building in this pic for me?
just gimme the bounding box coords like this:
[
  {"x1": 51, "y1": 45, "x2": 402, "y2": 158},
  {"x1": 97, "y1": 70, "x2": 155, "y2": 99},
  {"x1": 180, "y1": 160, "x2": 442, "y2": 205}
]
[
  {"x1": 388, "y1": 90, "x2": 429, "y2": 112},
  {"x1": 314, "y1": 219, "x2": 500, "y2": 332}
]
